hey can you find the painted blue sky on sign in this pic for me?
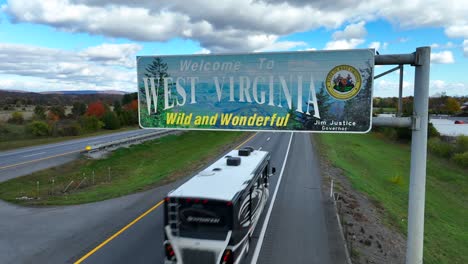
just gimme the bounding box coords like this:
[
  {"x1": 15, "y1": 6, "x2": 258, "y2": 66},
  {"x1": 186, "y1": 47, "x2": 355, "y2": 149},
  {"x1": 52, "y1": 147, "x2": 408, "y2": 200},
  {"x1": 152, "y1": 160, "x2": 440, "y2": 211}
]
[{"x1": 0, "y1": 0, "x2": 467, "y2": 97}]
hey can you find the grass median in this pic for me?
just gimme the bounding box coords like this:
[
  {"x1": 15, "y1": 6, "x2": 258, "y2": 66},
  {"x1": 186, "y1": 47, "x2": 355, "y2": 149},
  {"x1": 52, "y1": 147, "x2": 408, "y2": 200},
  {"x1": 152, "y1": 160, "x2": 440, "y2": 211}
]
[
  {"x1": 317, "y1": 133, "x2": 467, "y2": 264},
  {"x1": 0, "y1": 131, "x2": 250, "y2": 206}
]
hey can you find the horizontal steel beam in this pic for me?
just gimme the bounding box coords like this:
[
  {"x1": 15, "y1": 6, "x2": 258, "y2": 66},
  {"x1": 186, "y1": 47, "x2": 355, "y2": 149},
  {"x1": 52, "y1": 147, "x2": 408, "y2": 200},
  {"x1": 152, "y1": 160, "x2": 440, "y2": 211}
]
[
  {"x1": 375, "y1": 53, "x2": 415, "y2": 65},
  {"x1": 372, "y1": 117, "x2": 412, "y2": 127}
]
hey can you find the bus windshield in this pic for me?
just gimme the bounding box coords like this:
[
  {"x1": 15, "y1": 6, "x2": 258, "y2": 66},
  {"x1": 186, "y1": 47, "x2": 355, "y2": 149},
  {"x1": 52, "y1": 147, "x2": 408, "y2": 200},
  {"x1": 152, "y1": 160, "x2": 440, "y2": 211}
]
[{"x1": 177, "y1": 199, "x2": 233, "y2": 240}]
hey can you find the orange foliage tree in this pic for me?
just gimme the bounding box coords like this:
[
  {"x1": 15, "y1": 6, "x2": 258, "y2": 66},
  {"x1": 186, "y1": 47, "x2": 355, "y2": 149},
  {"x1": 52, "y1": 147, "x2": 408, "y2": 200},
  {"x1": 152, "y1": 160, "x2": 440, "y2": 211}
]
[
  {"x1": 124, "y1": 99, "x2": 138, "y2": 111},
  {"x1": 86, "y1": 101, "x2": 106, "y2": 118}
]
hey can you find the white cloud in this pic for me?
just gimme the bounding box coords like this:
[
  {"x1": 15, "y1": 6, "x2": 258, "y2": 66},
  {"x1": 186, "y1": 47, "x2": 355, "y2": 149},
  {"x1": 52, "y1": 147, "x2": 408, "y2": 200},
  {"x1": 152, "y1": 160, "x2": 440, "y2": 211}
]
[
  {"x1": 0, "y1": 43, "x2": 138, "y2": 92},
  {"x1": 79, "y1": 43, "x2": 142, "y2": 68},
  {"x1": 324, "y1": 21, "x2": 366, "y2": 50},
  {"x1": 430, "y1": 80, "x2": 468, "y2": 96},
  {"x1": 194, "y1": 48, "x2": 211, "y2": 54},
  {"x1": 3, "y1": 0, "x2": 466, "y2": 52},
  {"x1": 445, "y1": 25, "x2": 468, "y2": 38},
  {"x1": 431, "y1": 51, "x2": 455, "y2": 64},
  {"x1": 254, "y1": 39, "x2": 307, "y2": 52},
  {"x1": 325, "y1": 39, "x2": 365, "y2": 50},
  {"x1": 373, "y1": 79, "x2": 468, "y2": 97},
  {"x1": 430, "y1": 41, "x2": 455, "y2": 49},
  {"x1": 332, "y1": 21, "x2": 367, "y2": 40},
  {"x1": 369, "y1": 41, "x2": 380, "y2": 50}
]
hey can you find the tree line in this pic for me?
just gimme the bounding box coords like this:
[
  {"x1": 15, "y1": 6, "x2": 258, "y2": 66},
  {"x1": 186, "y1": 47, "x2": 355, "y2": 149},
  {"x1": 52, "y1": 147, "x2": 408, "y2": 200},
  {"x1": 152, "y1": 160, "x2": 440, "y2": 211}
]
[
  {"x1": 373, "y1": 93, "x2": 467, "y2": 116},
  {"x1": 6, "y1": 93, "x2": 139, "y2": 137}
]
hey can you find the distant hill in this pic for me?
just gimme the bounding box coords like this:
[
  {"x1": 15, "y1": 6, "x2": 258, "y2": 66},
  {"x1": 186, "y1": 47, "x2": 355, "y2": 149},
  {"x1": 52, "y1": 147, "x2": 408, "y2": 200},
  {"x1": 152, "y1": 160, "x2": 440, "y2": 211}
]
[
  {"x1": 0, "y1": 90, "x2": 131, "y2": 106},
  {"x1": 39, "y1": 90, "x2": 128, "y2": 95}
]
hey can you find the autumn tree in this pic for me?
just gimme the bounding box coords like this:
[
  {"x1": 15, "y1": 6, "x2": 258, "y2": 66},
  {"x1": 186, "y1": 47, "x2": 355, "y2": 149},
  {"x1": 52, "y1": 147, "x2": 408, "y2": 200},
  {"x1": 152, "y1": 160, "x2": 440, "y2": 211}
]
[
  {"x1": 445, "y1": 98, "x2": 461, "y2": 114},
  {"x1": 8, "y1": 111, "x2": 24, "y2": 124},
  {"x1": 49, "y1": 105, "x2": 65, "y2": 119},
  {"x1": 86, "y1": 101, "x2": 106, "y2": 118}
]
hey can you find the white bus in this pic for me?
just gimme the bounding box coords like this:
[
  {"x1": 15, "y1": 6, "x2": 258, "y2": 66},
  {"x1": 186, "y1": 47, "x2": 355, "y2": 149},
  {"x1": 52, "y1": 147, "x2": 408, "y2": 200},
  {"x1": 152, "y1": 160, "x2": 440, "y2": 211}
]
[{"x1": 163, "y1": 147, "x2": 276, "y2": 264}]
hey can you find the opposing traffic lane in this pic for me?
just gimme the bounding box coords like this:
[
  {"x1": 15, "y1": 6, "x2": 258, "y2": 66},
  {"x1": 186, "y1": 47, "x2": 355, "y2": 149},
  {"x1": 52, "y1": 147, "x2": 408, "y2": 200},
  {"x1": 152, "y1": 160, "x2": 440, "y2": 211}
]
[{"x1": 0, "y1": 129, "x2": 154, "y2": 182}]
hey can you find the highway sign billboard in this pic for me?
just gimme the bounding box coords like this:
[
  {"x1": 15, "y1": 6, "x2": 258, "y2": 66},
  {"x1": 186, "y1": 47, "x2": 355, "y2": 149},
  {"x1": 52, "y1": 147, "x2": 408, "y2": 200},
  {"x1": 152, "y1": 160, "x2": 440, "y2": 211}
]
[{"x1": 137, "y1": 49, "x2": 374, "y2": 132}]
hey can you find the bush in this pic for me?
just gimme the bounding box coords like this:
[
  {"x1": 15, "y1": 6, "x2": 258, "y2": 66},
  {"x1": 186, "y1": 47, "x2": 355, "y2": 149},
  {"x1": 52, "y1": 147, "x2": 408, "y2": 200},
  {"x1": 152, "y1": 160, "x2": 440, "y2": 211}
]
[
  {"x1": 59, "y1": 122, "x2": 81, "y2": 136},
  {"x1": 8, "y1": 111, "x2": 24, "y2": 124},
  {"x1": 79, "y1": 116, "x2": 103, "y2": 133},
  {"x1": 26, "y1": 121, "x2": 49, "y2": 137},
  {"x1": 428, "y1": 138, "x2": 455, "y2": 158},
  {"x1": 428, "y1": 122, "x2": 440, "y2": 138},
  {"x1": 375, "y1": 127, "x2": 398, "y2": 140},
  {"x1": 396, "y1": 127, "x2": 412, "y2": 141},
  {"x1": 118, "y1": 110, "x2": 138, "y2": 126},
  {"x1": 0, "y1": 123, "x2": 9, "y2": 134},
  {"x1": 102, "y1": 112, "x2": 121, "y2": 130},
  {"x1": 452, "y1": 152, "x2": 468, "y2": 168},
  {"x1": 455, "y1": 135, "x2": 468, "y2": 153}
]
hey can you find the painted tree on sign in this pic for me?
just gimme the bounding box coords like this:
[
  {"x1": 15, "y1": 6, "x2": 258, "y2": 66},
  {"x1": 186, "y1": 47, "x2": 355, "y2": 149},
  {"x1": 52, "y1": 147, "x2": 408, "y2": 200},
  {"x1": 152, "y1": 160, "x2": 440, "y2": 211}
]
[
  {"x1": 297, "y1": 82, "x2": 334, "y2": 130},
  {"x1": 343, "y1": 61, "x2": 373, "y2": 131},
  {"x1": 140, "y1": 57, "x2": 171, "y2": 127}
]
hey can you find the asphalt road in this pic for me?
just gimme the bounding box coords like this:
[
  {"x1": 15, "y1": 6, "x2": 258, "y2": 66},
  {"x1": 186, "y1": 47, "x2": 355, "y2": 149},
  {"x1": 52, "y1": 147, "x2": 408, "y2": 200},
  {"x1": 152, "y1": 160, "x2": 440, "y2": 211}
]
[
  {"x1": 73, "y1": 132, "x2": 348, "y2": 264},
  {"x1": 0, "y1": 129, "x2": 155, "y2": 182}
]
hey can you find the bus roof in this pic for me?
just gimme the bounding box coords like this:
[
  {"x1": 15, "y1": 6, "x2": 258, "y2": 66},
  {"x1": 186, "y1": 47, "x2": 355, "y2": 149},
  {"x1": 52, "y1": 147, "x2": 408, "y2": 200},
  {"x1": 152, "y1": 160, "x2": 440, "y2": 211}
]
[{"x1": 168, "y1": 149, "x2": 269, "y2": 201}]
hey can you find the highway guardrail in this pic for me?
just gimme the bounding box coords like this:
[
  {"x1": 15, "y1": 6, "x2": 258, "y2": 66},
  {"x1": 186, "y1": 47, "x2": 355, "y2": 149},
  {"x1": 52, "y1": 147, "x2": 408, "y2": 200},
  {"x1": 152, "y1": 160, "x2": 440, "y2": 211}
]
[{"x1": 84, "y1": 130, "x2": 176, "y2": 153}]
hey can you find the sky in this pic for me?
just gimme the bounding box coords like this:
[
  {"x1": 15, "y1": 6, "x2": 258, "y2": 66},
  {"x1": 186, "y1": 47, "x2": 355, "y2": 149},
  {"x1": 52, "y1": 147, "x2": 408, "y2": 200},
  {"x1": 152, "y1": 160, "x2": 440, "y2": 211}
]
[{"x1": 0, "y1": 0, "x2": 467, "y2": 97}]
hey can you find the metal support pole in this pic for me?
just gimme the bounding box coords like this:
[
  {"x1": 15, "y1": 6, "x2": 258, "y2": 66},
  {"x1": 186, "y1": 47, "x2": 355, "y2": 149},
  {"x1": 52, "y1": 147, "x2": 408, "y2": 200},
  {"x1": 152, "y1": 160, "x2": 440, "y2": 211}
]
[
  {"x1": 374, "y1": 65, "x2": 401, "y2": 79},
  {"x1": 398, "y1": 65, "x2": 404, "y2": 117},
  {"x1": 406, "y1": 47, "x2": 430, "y2": 264}
]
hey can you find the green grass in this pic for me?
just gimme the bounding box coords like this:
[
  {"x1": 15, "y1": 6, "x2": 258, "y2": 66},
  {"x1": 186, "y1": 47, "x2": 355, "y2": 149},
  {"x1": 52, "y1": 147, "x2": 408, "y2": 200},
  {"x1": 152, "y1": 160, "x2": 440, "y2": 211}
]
[
  {"x1": 0, "y1": 131, "x2": 249, "y2": 205},
  {"x1": 0, "y1": 125, "x2": 138, "y2": 151},
  {"x1": 317, "y1": 133, "x2": 467, "y2": 264}
]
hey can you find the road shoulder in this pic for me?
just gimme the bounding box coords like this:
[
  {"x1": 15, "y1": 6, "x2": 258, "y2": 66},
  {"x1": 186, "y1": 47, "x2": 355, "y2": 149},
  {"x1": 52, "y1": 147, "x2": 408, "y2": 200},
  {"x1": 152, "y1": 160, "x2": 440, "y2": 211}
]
[{"x1": 313, "y1": 134, "x2": 406, "y2": 264}]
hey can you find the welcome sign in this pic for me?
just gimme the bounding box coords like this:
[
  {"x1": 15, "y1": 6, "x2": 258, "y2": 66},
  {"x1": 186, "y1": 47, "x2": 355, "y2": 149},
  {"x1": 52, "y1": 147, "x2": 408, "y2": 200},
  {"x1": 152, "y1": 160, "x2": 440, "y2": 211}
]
[{"x1": 137, "y1": 50, "x2": 374, "y2": 133}]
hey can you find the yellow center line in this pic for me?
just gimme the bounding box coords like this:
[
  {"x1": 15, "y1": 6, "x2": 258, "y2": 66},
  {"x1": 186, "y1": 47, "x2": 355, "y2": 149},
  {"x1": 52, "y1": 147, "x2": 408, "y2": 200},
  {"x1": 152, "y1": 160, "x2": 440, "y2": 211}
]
[
  {"x1": 235, "y1": 132, "x2": 258, "y2": 149},
  {"x1": 74, "y1": 133, "x2": 257, "y2": 263},
  {"x1": 74, "y1": 200, "x2": 165, "y2": 264},
  {"x1": 0, "y1": 149, "x2": 83, "y2": 170}
]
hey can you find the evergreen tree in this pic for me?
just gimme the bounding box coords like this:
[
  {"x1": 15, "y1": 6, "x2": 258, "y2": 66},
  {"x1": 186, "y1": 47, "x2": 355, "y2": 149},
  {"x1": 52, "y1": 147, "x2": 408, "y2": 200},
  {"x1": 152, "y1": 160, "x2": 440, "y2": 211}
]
[
  {"x1": 71, "y1": 102, "x2": 87, "y2": 118},
  {"x1": 113, "y1": 100, "x2": 122, "y2": 113},
  {"x1": 33, "y1": 105, "x2": 46, "y2": 120}
]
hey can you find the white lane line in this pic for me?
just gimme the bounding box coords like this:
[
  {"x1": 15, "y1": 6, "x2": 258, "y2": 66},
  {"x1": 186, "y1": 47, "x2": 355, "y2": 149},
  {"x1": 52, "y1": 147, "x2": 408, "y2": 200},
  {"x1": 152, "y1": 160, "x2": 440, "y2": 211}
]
[
  {"x1": 258, "y1": 147, "x2": 262, "y2": 150},
  {"x1": 266, "y1": 137, "x2": 270, "y2": 141},
  {"x1": 22, "y1": 152, "x2": 46, "y2": 158},
  {"x1": 250, "y1": 132, "x2": 294, "y2": 264}
]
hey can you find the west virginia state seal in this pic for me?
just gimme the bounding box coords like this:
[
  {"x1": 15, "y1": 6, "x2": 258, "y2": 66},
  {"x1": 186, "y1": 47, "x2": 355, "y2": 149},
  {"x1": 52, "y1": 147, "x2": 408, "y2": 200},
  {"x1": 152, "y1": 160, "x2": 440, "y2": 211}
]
[{"x1": 325, "y1": 65, "x2": 362, "y2": 100}]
